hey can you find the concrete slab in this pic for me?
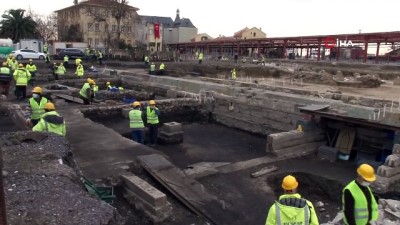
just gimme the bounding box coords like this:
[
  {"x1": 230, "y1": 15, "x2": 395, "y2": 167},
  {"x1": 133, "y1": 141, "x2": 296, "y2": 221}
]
[{"x1": 60, "y1": 107, "x2": 158, "y2": 180}]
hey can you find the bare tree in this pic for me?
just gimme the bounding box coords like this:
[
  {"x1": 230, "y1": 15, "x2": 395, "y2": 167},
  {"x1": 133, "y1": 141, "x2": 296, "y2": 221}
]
[
  {"x1": 83, "y1": 0, "x2": 136, "y2": 47},
  {"x1": 27, "y1": 9, "x2": 58, "y2": 42}
]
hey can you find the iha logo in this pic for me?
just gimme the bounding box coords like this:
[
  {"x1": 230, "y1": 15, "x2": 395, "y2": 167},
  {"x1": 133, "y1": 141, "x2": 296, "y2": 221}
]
[{"x1": 324, "y1": 37, "x2": 354, "y2": 49}]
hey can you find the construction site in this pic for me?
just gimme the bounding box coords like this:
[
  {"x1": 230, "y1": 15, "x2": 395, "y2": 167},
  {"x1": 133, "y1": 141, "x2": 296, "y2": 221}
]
[{"x1": 1, "y1": 47, "x2": 400, "y2": 225}]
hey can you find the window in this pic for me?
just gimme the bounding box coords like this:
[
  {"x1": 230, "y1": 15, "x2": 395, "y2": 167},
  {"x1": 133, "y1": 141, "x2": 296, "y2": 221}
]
[
  {"x1": 120, "y1": 26, "x2": 125, "y2": 33},
  {"x1": 105, "y1": 24, "x2": 109, "y2": 32},
  {"x1": 149, "y1": 28, "x2": 153, "y2": 35},
  {"x1": 112, "y1": 25, "x2": 117, "y2": 32},
  {"x1": 126, "y1": 26, "x2": 132, "y2": 33},
  {"x1": 88, "y1": 38, "x2": 92, "y2": 46},
  {"x1": 95, "y1": 23, "x2": 99, "y2": 32},
  {"x1": 95, "y1": 38, "x2": 99, "y2": 46},
  {"x1": 88, "y1": 23, "x2": 93, "y2": 31},
  {"x1": 253, "y1": 32, "x2": 256, "y2": 37}
]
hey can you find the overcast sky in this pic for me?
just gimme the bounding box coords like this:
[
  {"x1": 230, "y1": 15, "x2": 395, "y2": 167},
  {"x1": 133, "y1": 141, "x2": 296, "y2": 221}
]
[{"x1": 1, "y1": 0, "x2": 399, "y2": 38}]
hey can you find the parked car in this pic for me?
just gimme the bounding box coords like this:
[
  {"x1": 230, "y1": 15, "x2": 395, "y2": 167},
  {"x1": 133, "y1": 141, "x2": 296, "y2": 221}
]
[
  {"x1": 11, "y1": 49, "x2": 46, "y2": 60},
  {"x1": 57, "y1": 48, "x2": 85, "y2": 60}
]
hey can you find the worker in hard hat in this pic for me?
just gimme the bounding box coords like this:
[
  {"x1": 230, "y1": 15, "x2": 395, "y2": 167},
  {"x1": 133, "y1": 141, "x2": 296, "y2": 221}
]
[
  {"x1": 265, "y1": 175, "x2": 318, "y2": 225},
  {"x1": 144, "y1": 55, "x2": 149, "y2": 67},
  {"x1": 75, "y1": 58, "x2": 82, "y2": 66},
  {"x1": 198, "y1": 52, "x2": 204, "y2": 64},
  {"x1": 32, "y1": 102, "x2": 66, "y2": 136},
  {"x1": 129, "y1": 101, "x2": 145, "y2": 144},
  {"x1": 75, "y1": 63, "x2": 84, "y2": 77},
  {"x1": 342, "y1": 164, "x2": 378, "y2": 225},
  {"x1": 63, "y1": 55, "x2": 69, "y2": 68},
  {"x1": 13, "y1": 64, "x2": 31, "y2": 101},
  {"x1": 56, "y1": 62, "x2": 66, "y2": 77},
  {"x1": 26, "y1": 86, "x2": 48, "y2": 127},
  {"x1": 51, "y1": 62, "x2": 59, "y2": 80},
  {"x1": 0, "y1": 62, "x2": 11, "y2": 96},
  {"x1": 79, "y1": 78, "x2": 95, "y2": 105},
  {"x1": 145, "y1": 100, "x2": 160, "y2": 146},
  {"x1": 106, "y1": 81, "x2": 112, "y2": 90},
  {"x1": 231, "y1": 68, "x2": 236, "y2": 80},
  {"x1": 159, "y1": 63, "x2": 165, "y2": 75},
  {"x1": 9, "y1": 56, "x2": 18, "y2": 75},
  {"x1": 149, "y1": 62, "x2": 155, "y2": 75},
  {"x1": 26, "y1": 59, "x2": 37, "y2": 86},
  {"x1": 92, "y1": 82, "x2": 98, "y2": 98}
]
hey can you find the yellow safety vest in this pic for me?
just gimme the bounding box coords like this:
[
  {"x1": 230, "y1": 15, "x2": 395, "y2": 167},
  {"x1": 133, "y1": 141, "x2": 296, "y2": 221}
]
[
  {"x1": 231, "y1": 70, "x2": 236, "y2": 79},
  {"x1": 56, "y1": 66, "x2": 66, "y2": 75},
  {"x1": 0, "y1": 67, "x2": 10, "y2": 75},
  {"x1": 76, "y1": 65, "x2": 84, "y2": 76},
  {"x1": 343, "y1": 181, "x2": 378, "y2": 225},
  {"x1": 79, "y1": 83, "x2": 91, "y2": 98},
  {"x1": 32, "y1": 111, "x2": 66, "y2": 136},
  {"x1": 150, "y1": 64, "x2": 155, "y2": 71},
  {"x1": 13, "y1": 68, "x2": 30, "y2": 86},
  {"x1": 9, "y1": 61, "x2": 18, "y2": 70},
  {"x1": 146, "y1": 106, "x2": 159, "y2": 124},
  {"x1": 159, "y1": 63, "x2": 165, "y2": 70},
  {"x1": 29, "y1": 97, "x2": 48, "y2": 120},
  {"x1": 129, "y1": 109, "x2": 144, "y2": 129},
  {"x1": 64, "y1": 56, "x2": 69, "y2": 62},
  {"x1": 26, "y1": 64, "x2": 37, "y2": 72}
]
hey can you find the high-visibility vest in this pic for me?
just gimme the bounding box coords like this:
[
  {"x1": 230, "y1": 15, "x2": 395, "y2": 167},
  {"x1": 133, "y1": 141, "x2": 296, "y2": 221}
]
[
  {"x1": 26, "y1": 64, "x2": 37, "y2": 72},
  {"x1": 76, "y1": 65, "x2": 84, "y2": 76},
  {"x1": 150, "y1": 64, "x2": 155, "y2": 71},
  {"x1": 0, "y1": 67, "x2": 10, "y2": 76},
  {"x1": 159, "y1": 63, "x2": 165, "y2": 70},
  {"x1": 56, "y1": 66, "x2": 66, "y2": 75},
  {"x1": 343, "y1": 181, "x2": 378, "y2": 225},
  {"x1": 146, "y1": 106, "x2": 159, "y2": 125},
  {"x1": 144, "y1": 56, "x2": 149, "y2": 62},
  {"x1": 43, "y1": 45, "x2": 48, "y2": 52},
  {"x1": 199, "y1": 53, "x2": 204, "y2": 60},
  {"x1": 79, "y1": 83, "x2": 91, "y2": 98},
  {"x1": 64, "y1": 56, "x2": 69, "y2": 62},
  {"x1": 29, "y1": 97, "x2": 48, "y2": 120},
  {"x1": 13, "y1": 68, "x2": 30, "y2": 86},
  {"x1": 231, "y1": 70, "x2": 236, "y2": 79},
  {"x1": 129, "y1": 109, "x2": 144, "y2": 129},
  {"x1": 9, "y1": 60, "x2": 18, "y2": 70},
  {"x1": 93, "y1": 85, "x2": 98, "y2": 92},
  {"x1": 98, "y1": 52, "x2": 103, "y2": 59},
  {"x1": 33, "y1": 111, "x2": 66, "y2": 136}
]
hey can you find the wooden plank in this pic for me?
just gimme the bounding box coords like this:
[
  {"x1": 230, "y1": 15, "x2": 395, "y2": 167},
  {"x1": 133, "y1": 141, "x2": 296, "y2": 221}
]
[
  {"x1": 297, "y1": 104, "x2": 330, "y2": 111},
  {"x1": 54, "y1": 94, "x2": 84, "y2": 104},
  {"x1": 138, "y1": 154, "x2": 232, "y2": 225},
  {"x1": 251, "y1": 166, "x2": 278, "y2": 178}
]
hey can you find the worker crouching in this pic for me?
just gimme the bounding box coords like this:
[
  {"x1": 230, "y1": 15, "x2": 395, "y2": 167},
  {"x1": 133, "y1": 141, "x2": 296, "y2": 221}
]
[
  {"x1": 79, "y1": 79, "x2": 95, "y2": 105},
  {"x1": 32, "y1": 102, "x2": 66, "y2": 136},
  {"x1": 265, "y1": 175, "x2": 319, "y2": 225}
]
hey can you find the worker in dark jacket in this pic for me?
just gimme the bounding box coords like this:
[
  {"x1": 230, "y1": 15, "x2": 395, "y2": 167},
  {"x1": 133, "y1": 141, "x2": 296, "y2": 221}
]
[{"x1": 342, "y1": 164, "x2": 378, "y2": 225}]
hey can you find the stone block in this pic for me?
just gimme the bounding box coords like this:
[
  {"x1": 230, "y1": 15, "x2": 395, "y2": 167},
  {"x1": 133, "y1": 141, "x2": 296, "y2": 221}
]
[
  {"x1": 158, "y1": 131, "x2": 183, "y2": 144},
  {"x1": 121, "y1": 174, "x2": 167, "y2": 208},
  {"x1": 121, "y1": 108, "x2": 130, "y2": 118},
  {"x1": 377, "y1": 165, "x2": 400, "y2": 178},
  {"x1": 385, "y1": 155, "x2": 400, "y2": 168},
  {"x1": 54, "y1": 99, "x2": 67, "y2": 107},
  {"x1": 162, "y1": 122, "x2": 183, "y2": 134},
  {"x1": 317, "y1": 146, "x2": 338, "y2": 161},
  {"x1": 393, "y1": 144, "x2": 400, "y2": 155}
]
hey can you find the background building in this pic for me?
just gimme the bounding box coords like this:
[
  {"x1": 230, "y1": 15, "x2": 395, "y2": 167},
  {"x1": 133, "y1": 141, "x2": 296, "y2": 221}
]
[
  {"x1": 56, "y1": 0, "x2": 139, "y2": 50},
  {"x1": 137, "y1": 16, "x2": 173, "y2": 52},
  {"x1": 190, "y1": 33, "x2": 213, "y2": 42},
  {"x1": 163, "y1": 9, "x2": 198, "y2": 45},
  {"x1": 234, "y1": 27, "x2": 266, "y2": 40}
]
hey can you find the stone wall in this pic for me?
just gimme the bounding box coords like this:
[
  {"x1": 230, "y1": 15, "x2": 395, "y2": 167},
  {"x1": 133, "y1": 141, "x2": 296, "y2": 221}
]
[{"x1": 373, "y1": 144, "x2": 400, "y2": 194}]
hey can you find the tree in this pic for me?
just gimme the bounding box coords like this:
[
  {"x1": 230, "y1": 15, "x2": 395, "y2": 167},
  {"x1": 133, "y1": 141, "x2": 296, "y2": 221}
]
[
  {"x1": 27, "y1": 10, "x2": 58, "y2": 42},
  {"x1": 0, "y1": 9, "x2": 38, "y2": 43},
  {"x1": 83, "y1": 0, "x2": 137, "y2": 47}
]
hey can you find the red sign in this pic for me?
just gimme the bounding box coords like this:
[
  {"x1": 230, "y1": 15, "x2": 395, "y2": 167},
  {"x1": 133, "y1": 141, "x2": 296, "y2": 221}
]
[
  {"x1": 154, "y1": 23, "x2": 160, "y2": 39},
  {"x1": 324, "y1": 37, "x2": 336, "y2": 49}
]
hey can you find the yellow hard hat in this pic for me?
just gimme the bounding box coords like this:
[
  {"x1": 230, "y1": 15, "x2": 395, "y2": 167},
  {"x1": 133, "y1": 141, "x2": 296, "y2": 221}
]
[
  {"x1": 282, "y1": 175, "x2": 298, "y2": 190},
  {"x1": 18, "y1": 63, "x2": 23, "y2": 67},
  {"x1": 44, "y1": 102, "x2": 55, "y2": 110},
  {"x1": 29, "y1": 59, "x2": 33, "y2": 62},
  {"x1": 2, "y1": 62, "x2": 7, "y2": 66},
  {"x1": 357, "y1": 164, "x2": 376, "y2": 182},
  {"x1": 32, "y1": 86, "x2": 42, "y2": 94},
  {"x1": 133, "y1": 101, "x2": 141, "y2": 107},
  {"x1": 88, "y1": 79, "x2": 95, "y2": 85},
  {"x1": 149, "y1": 100, "x2": 156, "y2": 105},
  {"x1": 106, "y1": 81, "x2": 110, "y2": 85}
]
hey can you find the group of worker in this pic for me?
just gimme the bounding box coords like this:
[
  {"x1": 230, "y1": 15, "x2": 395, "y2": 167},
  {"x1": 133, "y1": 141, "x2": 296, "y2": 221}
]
[
  {"x1": 266, "y1": 164, "x2": 378, "y2": 225},
  {"x1": 129, "y1": 100, "x2": 160, "y2": 146},
  {"x1": 144, "y1": 55, "x2": 165, "y2": 75},
  {"x1": 85, "y1": 48, "x2": 103, "y2": 65},
  {"x1": 24, "y1": 86, "x2": 66, "y2": 136},
  {"x1": 0, "y1": 56, "x2": 39, "y2": 100}
]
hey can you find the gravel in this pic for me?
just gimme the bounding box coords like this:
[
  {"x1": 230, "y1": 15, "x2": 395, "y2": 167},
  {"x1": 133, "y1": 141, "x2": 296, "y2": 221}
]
[{"x1": 1, "y1": 131, "x2": 123, "y2": 225}]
